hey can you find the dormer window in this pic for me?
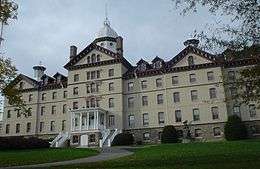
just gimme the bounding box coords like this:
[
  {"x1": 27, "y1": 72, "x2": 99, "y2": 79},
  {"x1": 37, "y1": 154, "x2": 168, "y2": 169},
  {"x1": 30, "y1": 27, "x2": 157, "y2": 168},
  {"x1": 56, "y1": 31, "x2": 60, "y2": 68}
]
[
  {"x1": 188, "y1": 56, "x2": 194, "y2": 66},
  {"x1": 110, "y1": 42, "x2": 113, "y2": 46},
  {"x1": 44, "y1": 77, "x2": 48, "y2": 85},
  {"x1": 97, "y1": 55, "x2": 101, "y2": 62},
  {"x1": 100, "y1": 43, "x2": 104, "y2": 46},
  {"x1": 154, "y1": 61, "x2": 162, "y2": 69},
  {"x1": 138, "y1": 63, "x2": 146, "y2": 72}
]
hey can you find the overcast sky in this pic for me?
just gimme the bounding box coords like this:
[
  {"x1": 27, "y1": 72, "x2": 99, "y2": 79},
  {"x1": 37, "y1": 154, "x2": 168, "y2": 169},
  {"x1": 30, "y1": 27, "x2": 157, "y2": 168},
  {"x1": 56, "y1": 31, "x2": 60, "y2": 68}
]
[{"x1": 2, "y1": 0, "x2": 221, "y2": 77}]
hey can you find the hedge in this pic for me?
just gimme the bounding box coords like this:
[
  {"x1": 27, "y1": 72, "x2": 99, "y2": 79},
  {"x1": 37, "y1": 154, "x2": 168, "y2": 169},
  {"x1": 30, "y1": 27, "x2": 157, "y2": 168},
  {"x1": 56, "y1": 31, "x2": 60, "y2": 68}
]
[
  {"x1": 111, "y1": 133, "x2": 134, "y2": 146},
  {"x1": 0, "y1": 136, "x2": 50, "y2": 150}
]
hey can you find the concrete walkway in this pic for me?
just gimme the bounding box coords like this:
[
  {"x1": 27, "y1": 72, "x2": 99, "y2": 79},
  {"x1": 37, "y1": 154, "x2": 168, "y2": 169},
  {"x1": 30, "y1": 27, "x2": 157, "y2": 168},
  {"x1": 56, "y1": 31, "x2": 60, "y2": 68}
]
[{"x1": 0, "y1": 147, "x2": 133, "y2": 169}]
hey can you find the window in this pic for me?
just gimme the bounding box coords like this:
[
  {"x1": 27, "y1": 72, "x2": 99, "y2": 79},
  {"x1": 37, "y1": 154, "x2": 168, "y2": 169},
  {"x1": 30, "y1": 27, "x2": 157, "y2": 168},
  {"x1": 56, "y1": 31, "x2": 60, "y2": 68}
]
[
  {"x1": 108, "y1": 69, "x2": 114, "y2": 77},
  {"x1": 193, "y1": 108, "x2": 200, "y2": 121},
  {"x1": 128, "y1": 115, "x2": 135, "y2": 127},
  {"x1": 230, "y1": 87, "x2": 237, "y2": 97},
  {"x1": 73, "y1": 87, "x2": 79, "y2": 95},
  {"x1": 109, "y1": 82, "x2": 114, "y2": 91},
  {"x1": 86, "y1": 72, "x2": 90, "y2": 80},
  {"x1": 91, "y1": 71, "x2": 96, "y2": 79},
  {"x1": 172, "y1": 76, "x2": 178, "y2": 85},
  {"x1": 28, "y1": 108, "x2": 32, "y2": 117},
  {"x1": 213, "y1": 127, "x2": 221, "y2": 136},
  {"x1": 141, "y1": 80, "x2": 147, "y2": 89},
  {"x1": 16, "y1": 109, "x2": 21, "y2": 118},
  {"x1": 188, "y1": 56, "x2": 194, "y2": 66},
  {"x1": 156, "y1": 78, "x2": 163, "y2": 88},
  {"x1": 109, "y1": 98, "x2": 114, "y2": 108},
  {"x1": 63, "y1": 104, "x2": 67, "y2": 114},
  {"x1": 207, "y1": 71, "x2": 214, "y2": 81},
  {"x1": 191, "y1": 90, "x2": 198, "y2": 101},
  {"x1": 63, "y1": 91, "x2": 67, "y2": 98},
  {"x1": 212, "y1": 107, "x2": 219, "y2": 120},
  {"x1": 50, "y1": 121, "x2": 55, "y2": 131},
  {"x1": 19, "y1": 82, "x2": 24, "y2": 89},
  {"x1": 173, "y1": 92, "x2": 180, "y2": 103},
  {"x1": 157, "y1": 94, "x2": 163, "y2": 104},
  {"x1": 189, "y1": 74, "x2": 196, "y2": 83},
  {"x1": 128, "y1": 82, "x2": 134, "y2": 91},
  {"x1": 228, "y1": 71, "x2": 235, "y2": 81},
  {"x1": 143, "y1": 132, "x2": 150, "y2": 141},
  {"x1": 143, "y1": 113, "x2": 149, "y2": 126},
  {"x1": 26, "y1": 122, "x2": 31, "y2": 132},
  {"x1": 154, "y1": 61, "x2": 162, "y2": 69},
  {"x1": 128, "y1": 97, "x2": 134, "y2": 108},
  {"x1": 52, "y1": 92, "x2": 57, "y2": 99},
  {"x1": 108, "y1": 115, "x2": 115, "y2": 126},
  {"x1": 72, "y1": 135, "x2": 79, "y2": 143},
  {"x1": 158, "y1": 112, "x2": 165, "y2": 125},
  {"x1": 90, "y1": 98, "x2": 96, "y2": 108},
  {"x1": 74, "y1": 74, "x2": 79, "y2": 82},
  {"x1": 142, "y1": 96, "x2": 148, "y2": 106},
  {"x1": 91, "y1": 54, "x2": 96, "y2": 63},
  {"x1": 51, "y1": 106, "x2": 56, "y2": 115},
  {"x1": 62, "y1": 120, "x2": 66, "y2": 131},
  {"x1": 96, "y1": 70, "x2": 100, "y2": 79},
  {"x1": 5, "y1": 124, "x2": 10, "y2": 134},
  {"x1": 195, "y1": 129, "x2": 202, "y2": 138},
  {"x1": 73, "y1": 102, "x2": 78, "y2": 110},
  {"x1": 40, "y1": 122, "x2": 44, "y2": 132},
  {"x1": 7, "y1": 110, "x2": 11, "y2": 118},
  {"x1": 29, "y1": 94, "x2": 33, "y2": 102},
  {"x1": 16, "y1": 123, "x2": 20, "y2": 133},
  {"x1": 97, "y1": 54, "x2": 101, "y2": 62},
  {"x1": 209, "y1": 88, "x2": 217, "y2": 99},
  {"x1": 233, "y1": 106, "x2": 241, "y2": 117},
  {"x1": 40, "y1": 106, "x2": 45, "y2": 116},
  {"x1": 41, "y1": 93, "x2": 46, "y2": 101},
  {"x1": 175, "y1": 110, "x2": 182, "y2": 122},
  {"x1": 249, "y1": 104, "x2": 256, "y2": 118},
  {"x1": 89, "y1": 134, "x2": 96, "y2": 143},
  {"x1": 158, "y1": 132, "x2": 162, "y2": 140},
  {"x1": 87, "y1": 56, "x2": 91, "y2": 63}
]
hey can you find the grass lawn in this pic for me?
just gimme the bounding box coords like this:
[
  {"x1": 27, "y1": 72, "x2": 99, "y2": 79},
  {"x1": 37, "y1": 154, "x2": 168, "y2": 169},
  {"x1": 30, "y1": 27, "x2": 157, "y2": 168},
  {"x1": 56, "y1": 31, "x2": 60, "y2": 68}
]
[
  {"x1": 53, "y1": 139, "x2": 260, "y2": 169},
  {"x1": 0, "y1": 148, "x2": 98, "y2": 167}
]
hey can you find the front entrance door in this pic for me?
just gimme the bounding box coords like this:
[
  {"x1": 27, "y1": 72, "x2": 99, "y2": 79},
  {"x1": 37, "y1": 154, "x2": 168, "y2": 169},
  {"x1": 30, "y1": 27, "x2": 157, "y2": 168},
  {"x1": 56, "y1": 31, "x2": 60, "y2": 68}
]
[{"x1": 80, "y1": 134, "x2": 88, "y2": 146}]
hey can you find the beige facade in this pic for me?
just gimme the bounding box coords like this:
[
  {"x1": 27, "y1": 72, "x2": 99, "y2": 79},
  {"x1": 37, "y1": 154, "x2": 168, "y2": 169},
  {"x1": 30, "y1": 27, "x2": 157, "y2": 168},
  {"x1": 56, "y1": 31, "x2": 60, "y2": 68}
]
[{"x1": 0, "y1": 20, "x2": 259, "y2": 147}]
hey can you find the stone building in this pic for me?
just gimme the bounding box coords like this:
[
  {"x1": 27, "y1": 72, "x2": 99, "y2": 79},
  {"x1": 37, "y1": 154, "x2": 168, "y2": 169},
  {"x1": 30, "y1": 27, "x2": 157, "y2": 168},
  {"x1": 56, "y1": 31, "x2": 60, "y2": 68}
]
[{"x1": 0, "y1": 18, "x2": 259, "y2": 147}]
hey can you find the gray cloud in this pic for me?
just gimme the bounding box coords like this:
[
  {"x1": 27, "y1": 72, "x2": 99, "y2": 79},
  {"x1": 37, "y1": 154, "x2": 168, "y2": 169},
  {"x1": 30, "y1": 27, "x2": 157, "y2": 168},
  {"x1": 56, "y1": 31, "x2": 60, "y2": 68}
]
[{"x1": 3, "y1": 0, "x2": 219, "y2": 77}]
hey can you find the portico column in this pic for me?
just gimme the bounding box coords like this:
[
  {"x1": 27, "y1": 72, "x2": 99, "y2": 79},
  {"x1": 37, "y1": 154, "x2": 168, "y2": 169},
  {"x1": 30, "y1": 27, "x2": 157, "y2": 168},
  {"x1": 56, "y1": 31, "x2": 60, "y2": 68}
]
[
  {"x1": 96, "y1": 110, "x2": 99, "y2": 129},
  {"x1": 94, "y1": 111, "x2": 97, "y2": 129},
  {"x1": 87, "y1": 112, "x2": 89, "y2": 130},
  {"x1": 79, "y1": 113, "x2": 82, "y2": 131},
  {"x1": 71, "y1": 113, "x2": 74, "y2": 131}
]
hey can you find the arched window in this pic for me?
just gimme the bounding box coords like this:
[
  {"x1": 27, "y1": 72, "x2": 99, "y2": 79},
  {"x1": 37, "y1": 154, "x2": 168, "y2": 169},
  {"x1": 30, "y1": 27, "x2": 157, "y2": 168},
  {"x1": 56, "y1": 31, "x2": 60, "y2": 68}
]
[
  {"x1": 19, "y1": 82, "x2": 24, "y2": 89},
  {"x1": 154, "y1": 61, "x2": 161, "y2": 69},
  {"x1": 87, "y1": 56, "x2": 91, "y2": 64},
  {"x1": 188, "y1": 56, "x2": 194, "y2": 66},
  {"x1": 97, "y1": 55, "x2": 101, "y2": 62},
  {"x1": 91, "y1": 54, "x2": 96, "y2": 63}
]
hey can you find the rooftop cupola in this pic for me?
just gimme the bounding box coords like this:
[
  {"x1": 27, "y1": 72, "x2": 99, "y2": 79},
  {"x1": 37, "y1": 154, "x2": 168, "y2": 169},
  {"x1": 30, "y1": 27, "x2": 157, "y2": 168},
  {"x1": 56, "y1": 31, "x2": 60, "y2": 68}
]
[{"x1": 33, "y1": 62, "x2": 46, "y2": 81}]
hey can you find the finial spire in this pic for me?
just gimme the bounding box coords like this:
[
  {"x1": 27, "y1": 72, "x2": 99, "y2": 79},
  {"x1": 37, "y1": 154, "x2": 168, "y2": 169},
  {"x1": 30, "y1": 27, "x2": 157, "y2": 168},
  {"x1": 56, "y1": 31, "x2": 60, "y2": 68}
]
[{"x1": 104, "y1": 0, "x2": 110, "y2": 26}]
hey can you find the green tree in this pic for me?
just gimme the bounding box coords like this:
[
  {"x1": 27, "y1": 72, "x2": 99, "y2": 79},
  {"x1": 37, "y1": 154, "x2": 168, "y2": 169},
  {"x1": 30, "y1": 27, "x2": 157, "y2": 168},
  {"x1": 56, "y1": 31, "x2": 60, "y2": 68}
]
[
  {"x1": 161, "y1": 125, "x2": 179, "y2": 143},
  {"x1": 0, "y1": 1, "x2": 25, "y2": 112},
  {"x1": 171, "y1": 0, "x2": 260, "y2": 106},
  {"x1": 224, "y1": 115, "x2": 248, "y2": 140}
]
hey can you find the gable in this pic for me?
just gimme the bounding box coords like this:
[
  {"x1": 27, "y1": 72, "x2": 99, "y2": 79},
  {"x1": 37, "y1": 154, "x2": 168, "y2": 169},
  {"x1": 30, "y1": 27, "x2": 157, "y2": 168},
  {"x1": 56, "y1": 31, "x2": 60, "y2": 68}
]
[
  {"x1": 75, "y1": 49, "x2": 115, "y2": 66},
  {"x1": 173, "y1": 52, "x2": 212, "y2": 68},
  {"x1": 6, "y1": 74, "x2": 38, "y2": 91}
]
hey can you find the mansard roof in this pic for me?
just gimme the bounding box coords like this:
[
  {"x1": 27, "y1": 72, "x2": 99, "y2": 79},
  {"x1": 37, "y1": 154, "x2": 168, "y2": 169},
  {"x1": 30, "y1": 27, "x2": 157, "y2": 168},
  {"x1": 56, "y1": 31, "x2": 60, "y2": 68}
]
[{"x1": 64, "y1": 43, "x2": 132, "y2": 70}]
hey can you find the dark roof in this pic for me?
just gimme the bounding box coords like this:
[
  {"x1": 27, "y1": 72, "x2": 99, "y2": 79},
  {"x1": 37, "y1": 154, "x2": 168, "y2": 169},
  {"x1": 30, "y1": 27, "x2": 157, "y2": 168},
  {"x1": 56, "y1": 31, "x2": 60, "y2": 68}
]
[{"x1": 152, "y1": 56, "x2": 164, "y2": 63}]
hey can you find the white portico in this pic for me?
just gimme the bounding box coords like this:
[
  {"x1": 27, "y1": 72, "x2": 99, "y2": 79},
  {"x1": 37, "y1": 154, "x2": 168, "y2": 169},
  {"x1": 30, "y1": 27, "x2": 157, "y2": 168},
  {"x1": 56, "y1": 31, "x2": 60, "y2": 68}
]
[{"x1": 70, "y1": 108, "x2": 107, "y2": 132}]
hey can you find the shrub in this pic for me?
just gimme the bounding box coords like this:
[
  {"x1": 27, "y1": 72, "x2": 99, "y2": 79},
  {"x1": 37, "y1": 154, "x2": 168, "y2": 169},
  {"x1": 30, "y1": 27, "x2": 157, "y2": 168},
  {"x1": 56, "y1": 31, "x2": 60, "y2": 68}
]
[
  {"x1": 111, "y1": 133, "x2": 134, "y2": 146},
  {"x1": 0, "y1": 136, "x2": 50, "y2": 150},
  {"x1": 224, "y1": 115, "x2": 248, "y2": 141},
  {"x1": 161, "y1": 125, "x2": 179, "y2": 143}
]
